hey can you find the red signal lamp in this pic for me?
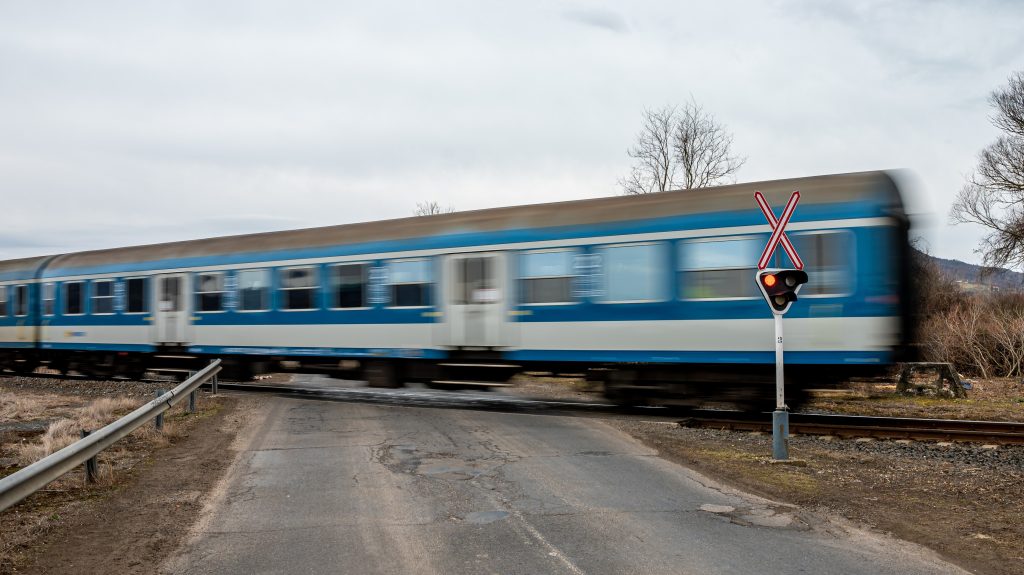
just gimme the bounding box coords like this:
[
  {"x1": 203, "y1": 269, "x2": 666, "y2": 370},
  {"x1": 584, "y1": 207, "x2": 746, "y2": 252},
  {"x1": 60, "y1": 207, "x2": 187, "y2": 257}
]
[{"x1": 755, "y1": 268, "x2": 809, "y2": 315}]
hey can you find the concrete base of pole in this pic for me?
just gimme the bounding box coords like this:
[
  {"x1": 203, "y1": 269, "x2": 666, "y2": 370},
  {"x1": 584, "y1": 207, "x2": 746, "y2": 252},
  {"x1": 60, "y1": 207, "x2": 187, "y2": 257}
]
[{"x1": 772, "y1": 409, "x2": 789, "y2": 460}]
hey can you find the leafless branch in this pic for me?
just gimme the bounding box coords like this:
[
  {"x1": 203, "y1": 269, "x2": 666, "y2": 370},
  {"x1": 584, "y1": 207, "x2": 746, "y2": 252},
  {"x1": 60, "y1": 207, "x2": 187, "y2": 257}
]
[
  {"x1": 619, "y1": 106, "x2": 677, "y2": 195},
  {"x1": 620, "y1": 100, "x2": 745, "y2": 195},
  {"x1": 674, "y1": 99, "x2": 746, "y2": 190},
  {"x1": 951, "y1": 71, "x2": 1024, "y2": 271},
  {"x1": 414, "y1": 201, "x2": 455, "y2": 216}
]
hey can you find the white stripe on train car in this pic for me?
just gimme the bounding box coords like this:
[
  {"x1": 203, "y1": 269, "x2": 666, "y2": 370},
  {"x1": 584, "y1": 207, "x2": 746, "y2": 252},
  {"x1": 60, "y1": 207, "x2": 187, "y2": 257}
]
[
  {"x1": 38, "y1": 323, "x2": 436, "y2": 350},
  {"x1": 35, "y1": 316, "x2": 897, "y2": 354},
  {"x1": 188, "y1": 323, "x2": 435, "y2": 350},
  {"x1": 39, "y1": 325, "x2": 152, "y2": 346},
  {"x1": 516, "y1": 317, "x2": 898, "y2": 352},
  {"x1": 0, "y1": 325, "x2": 35, "y2": 343}
]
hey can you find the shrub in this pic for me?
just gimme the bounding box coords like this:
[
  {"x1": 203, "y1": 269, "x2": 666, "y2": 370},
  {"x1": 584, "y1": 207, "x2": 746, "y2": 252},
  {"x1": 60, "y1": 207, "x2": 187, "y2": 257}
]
[{"x1": 922, "y1": 292, "x2": 1024, "y2": 377}]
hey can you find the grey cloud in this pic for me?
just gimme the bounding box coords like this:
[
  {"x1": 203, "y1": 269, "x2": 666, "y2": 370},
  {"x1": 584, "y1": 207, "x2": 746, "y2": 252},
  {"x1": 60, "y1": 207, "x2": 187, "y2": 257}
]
[{"x1": 561, "y1": 9, "x2": 628, "y2": 33}]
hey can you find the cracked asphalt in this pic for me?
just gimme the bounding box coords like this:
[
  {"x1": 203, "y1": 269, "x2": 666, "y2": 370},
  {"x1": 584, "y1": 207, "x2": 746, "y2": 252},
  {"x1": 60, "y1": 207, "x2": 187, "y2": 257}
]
[{"x1": 162, "y1": 396, "x2": 965, "y2": 575}]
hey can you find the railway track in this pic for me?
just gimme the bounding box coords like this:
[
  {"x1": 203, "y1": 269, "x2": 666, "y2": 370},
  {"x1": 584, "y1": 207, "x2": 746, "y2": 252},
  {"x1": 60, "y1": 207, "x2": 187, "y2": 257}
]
[
  {"x1": 6, "y1": 372, "x2": 1024, "y2": 445},
  {"x1": 208, "y1": 382, "x2": 1024, "y2": 445},
  {"x1": 680, "y1": 410, "x2": 1024, "y2": 445},
  {"x1": 0, "y1": 371, "x2": 177, "y2": 385}
]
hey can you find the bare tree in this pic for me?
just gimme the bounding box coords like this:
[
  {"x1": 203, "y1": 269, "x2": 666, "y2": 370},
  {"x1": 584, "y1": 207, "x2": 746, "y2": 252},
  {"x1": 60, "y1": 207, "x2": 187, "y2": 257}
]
[
  {"x1": 674, "y1": 100, "x2": 746, "y2": 190},
  {"x1": 620, "y1": 106, "x2": 677, "y2": 195},
  {"x1": 951, "y1": 71, "x2": 1024, "y2": 271},
  {"x1": 414, "y1": 201, "x2": 455, "y2": 216},
  {"x1": 620, "y1": 100, "x2": 745, "y2": 195}
]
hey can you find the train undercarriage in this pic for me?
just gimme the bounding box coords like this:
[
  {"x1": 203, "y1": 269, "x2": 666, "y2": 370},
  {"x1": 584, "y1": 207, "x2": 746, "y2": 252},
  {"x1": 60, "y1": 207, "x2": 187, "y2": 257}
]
[{"x1": 0, "y1": 348, "x2": 889, "y2": 411}]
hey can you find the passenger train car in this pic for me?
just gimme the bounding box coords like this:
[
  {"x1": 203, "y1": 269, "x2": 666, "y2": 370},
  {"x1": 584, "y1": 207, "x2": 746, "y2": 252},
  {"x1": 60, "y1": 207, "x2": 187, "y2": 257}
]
[{"x1": 0, "y1": 171, "x2": 914, "y2": 407}]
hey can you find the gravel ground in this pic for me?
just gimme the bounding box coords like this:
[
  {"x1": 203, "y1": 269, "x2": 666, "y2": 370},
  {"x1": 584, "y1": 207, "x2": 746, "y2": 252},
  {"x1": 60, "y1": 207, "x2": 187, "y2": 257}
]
[{"x1": 1, "y1": 375, "x2": 176, "y2": 399}]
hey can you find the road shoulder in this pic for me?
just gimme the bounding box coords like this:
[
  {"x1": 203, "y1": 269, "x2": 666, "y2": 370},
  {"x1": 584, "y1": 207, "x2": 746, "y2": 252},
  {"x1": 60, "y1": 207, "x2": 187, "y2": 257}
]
[{"x1": 13, "y1": 394, "x2": 264, "y2": 575}]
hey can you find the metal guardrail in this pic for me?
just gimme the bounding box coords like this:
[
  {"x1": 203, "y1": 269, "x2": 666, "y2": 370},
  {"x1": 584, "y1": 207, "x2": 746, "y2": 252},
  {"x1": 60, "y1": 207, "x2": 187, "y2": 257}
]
[{"x1": 0, "y1": 359, "x2": 222, "y2": 513}]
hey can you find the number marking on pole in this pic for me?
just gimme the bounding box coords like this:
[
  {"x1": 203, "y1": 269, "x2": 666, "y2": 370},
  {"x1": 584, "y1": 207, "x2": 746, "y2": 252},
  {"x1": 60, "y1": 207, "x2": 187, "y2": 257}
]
[{"x1": 755, "y1": 190, "x2": 803, "y2": 270}]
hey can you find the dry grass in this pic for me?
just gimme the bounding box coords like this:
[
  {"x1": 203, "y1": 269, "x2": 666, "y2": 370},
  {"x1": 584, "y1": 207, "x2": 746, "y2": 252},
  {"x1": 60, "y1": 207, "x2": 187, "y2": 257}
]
[
  {"x1": 15, "y1": 397, "x2": 141, "y2": 466},
  {"x1": 806, "y1": 377, "x2": 1024, "y2": 421},
  {"x1": 0, "y1": 393, "x2": 78, "y2": 422}
]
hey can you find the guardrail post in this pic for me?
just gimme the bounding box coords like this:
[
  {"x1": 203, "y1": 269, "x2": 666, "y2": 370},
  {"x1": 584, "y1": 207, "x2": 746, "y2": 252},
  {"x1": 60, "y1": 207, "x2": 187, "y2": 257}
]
[
  {"x1": 81, "y1": 430, "x2": 97, "y2": 484},
  {"x1": 155, "y1": 390, "x2": 165, "y2": 431},
  {"x1": 211, "y1": 372, "x2": 218, "y2": 395},
  {"x1": 187, "y1": 371, "x2": 196, "y2": 413}
]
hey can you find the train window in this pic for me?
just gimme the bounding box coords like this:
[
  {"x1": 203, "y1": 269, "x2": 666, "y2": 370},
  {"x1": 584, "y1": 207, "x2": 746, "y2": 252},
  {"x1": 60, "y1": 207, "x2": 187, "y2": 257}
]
[
  {"x1": 596, "y1": 243, "x2": 667, "y2": 302},
  {"x1": 126, "y1": 278, "x2": 148, "y2": 313},
  {"x1": 455, "y1": 257, "x2": 499, "y2": 305},
  {"x1": 14, "y1": 285, "x2": 28, "y2": 317},
  {"x1": 679, "y1": 237, "x2": 761, "y2": 299},
  {"x1": 792, "y1": 231, "x2": 854, "y2": 296},
  {"x1": 43, "y1": 283, "x2": 55, "y2": 316},
  {"x1": 92, "y1": 280, "x2": 114, "y2": 314},
  {"x1": 0, "y1": 286, "x2": 6, "y2": 316},
  {"x1": 64, "y1": 282, "x2": 84, "y2": 315},
  {"x1": 237, "y1": 270, "x2": 269, "y2": 311},
  {"x1": 330, "y1": 264, "x2": 367, "y2": 309},
  {"x1": 520, "y1": 250, "x2": 574, "y2": 304},
  {"x1": 279, "y1": 267, "x2": 318, "y2": 311},
  {"x1": 388, "y1": 259, "x2": 431, "y2": 307},
  {"x1": 196, "y1": 272, "x2": 226, "y2": 312}
]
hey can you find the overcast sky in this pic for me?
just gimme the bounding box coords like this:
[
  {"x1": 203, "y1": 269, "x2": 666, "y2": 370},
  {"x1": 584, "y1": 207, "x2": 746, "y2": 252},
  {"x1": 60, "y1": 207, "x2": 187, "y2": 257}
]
[{"x1": 2, "y1": 0, "x2": 1022, "y2": 264}]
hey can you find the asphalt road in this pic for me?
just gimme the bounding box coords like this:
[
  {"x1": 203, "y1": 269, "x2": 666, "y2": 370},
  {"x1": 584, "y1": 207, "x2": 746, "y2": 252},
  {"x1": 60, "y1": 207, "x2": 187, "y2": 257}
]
[{"x1": 163, "y1": 396, "x2": 964, "y2": 575}]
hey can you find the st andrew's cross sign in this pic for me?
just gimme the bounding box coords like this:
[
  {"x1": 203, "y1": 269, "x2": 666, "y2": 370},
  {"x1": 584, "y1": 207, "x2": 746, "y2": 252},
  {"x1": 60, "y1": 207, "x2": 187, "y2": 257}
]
[{"x1": 754, "y1": 190, "x2": 803, "y2": 270}]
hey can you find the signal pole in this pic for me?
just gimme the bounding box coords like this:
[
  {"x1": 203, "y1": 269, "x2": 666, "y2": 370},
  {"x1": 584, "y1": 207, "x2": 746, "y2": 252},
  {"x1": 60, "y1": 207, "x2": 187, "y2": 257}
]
[
  {"x1": 755, "y1": 268, "x2": 806, "y2": 461},
  {"x1": 773, "y1": 312, "x2": 788, "y2": 460}
]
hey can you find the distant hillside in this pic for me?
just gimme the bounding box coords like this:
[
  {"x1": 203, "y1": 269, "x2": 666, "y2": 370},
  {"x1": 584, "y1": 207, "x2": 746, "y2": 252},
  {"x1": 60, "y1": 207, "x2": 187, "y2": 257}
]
[{"x1": 918, "y1": 250, "x2": 1024, "y2": 292}]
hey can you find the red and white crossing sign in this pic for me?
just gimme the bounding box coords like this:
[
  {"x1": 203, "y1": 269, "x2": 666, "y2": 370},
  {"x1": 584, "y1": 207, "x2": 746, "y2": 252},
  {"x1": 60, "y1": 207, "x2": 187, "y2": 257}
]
[{"x1": 755, "y1": 190, "x2": 804, "y2": 270}]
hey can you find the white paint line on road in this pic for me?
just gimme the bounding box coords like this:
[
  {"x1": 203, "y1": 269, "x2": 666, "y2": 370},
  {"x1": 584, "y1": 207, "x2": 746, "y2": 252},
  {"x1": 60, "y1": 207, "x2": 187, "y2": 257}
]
[
  {"x1": 474, "y1": 481, "x2": 587, "y2": 575},
  {"x1": 508, "y1": 508, "x2": 587, "y2": 575}
]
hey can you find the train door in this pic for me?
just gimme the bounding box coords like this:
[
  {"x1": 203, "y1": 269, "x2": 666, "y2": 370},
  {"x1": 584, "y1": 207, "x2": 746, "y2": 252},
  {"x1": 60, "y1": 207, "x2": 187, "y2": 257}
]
[
  {"x1": 153, "y1": 273, "x2": 191, "y2": 345},
  {"x1": 445, "y1": 253, "x2": 509, "y2": 348}
]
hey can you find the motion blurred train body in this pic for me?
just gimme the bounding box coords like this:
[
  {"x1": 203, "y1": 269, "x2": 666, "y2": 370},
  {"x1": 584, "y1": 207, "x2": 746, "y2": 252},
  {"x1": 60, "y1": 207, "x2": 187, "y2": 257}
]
[{"x1": 0, "y1": 171, "x2": 913, "y2": 407}]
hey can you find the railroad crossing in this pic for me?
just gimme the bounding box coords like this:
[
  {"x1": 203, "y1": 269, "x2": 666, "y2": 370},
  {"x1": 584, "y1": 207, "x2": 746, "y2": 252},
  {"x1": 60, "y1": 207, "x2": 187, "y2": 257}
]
[{"x1": 163, "y1": 393, "x2": 964, "y2": 575}]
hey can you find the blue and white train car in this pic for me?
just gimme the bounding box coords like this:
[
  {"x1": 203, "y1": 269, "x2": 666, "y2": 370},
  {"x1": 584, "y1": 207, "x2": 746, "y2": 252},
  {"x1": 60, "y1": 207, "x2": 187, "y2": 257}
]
[
  {"x1": 0, "y1": 171, "x2": 913, "y2": 406},
  {"x1": 0, "y1": 256, "x2": 53, "y2": 371}
]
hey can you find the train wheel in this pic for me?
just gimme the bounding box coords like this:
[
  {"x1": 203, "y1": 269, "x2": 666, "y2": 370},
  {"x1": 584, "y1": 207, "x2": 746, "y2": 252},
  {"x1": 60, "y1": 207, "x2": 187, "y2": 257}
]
[
  {"x1": 602, "y1": 369, "x2": 649, "y2": 406},
  {"x1": 11, "y1": 361, "x2": 38, "y2": 375},
  {"x1": 365, "y1": 360, "x2": 403, "y2": 388}
]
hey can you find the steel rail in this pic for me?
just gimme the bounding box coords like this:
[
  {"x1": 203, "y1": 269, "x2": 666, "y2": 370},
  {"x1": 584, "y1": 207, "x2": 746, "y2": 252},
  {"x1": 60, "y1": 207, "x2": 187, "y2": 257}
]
[
  {"x1": 679, "y1": 410, "x2": 1024, "y2": 445},
  {"x1": 0, "y1": 360, "x2": 221, "y2": 513},
  {"x1": 0, "y1": 371, "x2": 174, "y2": 384},
  {"x1": 207, "y1": 383, "x2": 1024, "y2": 444}
]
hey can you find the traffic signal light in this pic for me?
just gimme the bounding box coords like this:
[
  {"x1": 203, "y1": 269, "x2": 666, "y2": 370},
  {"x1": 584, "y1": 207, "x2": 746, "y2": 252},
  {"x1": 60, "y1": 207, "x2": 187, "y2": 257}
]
[{"x1": 756, "y1": 268, "x2": 809, "y2": 315}]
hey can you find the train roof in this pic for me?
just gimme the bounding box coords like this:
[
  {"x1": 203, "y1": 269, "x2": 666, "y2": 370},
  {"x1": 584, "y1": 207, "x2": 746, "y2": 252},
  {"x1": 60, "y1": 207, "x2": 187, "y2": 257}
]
[
  {"x1": 0, "y1": 255, "x2": 56, "y2": 282},
  {"x1": 39, "y1": 170, "x2": 902, "y2": 272}
]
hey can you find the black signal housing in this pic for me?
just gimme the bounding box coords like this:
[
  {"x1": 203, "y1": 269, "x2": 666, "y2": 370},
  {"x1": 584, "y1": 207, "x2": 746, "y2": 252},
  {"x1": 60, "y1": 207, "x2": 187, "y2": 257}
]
[{"x1": 756, "y1": 268, "x2": 809, "y2": 315}]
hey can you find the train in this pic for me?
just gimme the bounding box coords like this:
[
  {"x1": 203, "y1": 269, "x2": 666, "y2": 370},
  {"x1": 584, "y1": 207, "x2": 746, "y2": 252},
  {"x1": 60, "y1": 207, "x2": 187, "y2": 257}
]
[{"x1": 0, "y1": 171, "x2": 914, "y2": 408}]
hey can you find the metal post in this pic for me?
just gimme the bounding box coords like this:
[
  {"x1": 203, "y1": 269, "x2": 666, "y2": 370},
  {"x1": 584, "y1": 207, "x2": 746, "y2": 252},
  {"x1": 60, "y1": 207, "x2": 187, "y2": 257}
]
[
  {"x1": 81, "y1": 430, "x2": 97, "y2": 484},
  {"x1": 772, "y1": 313, "x2": 789, "y2": 460},
  {"x1": 211, "y1": 373, "x2": 218, "y2": 395},
  {"x1": 187, "y1": 371, "x2": 196, "y2": 413},
  {"x1": 155, "y1": 390, "x2": 164, "y2": 431}
]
